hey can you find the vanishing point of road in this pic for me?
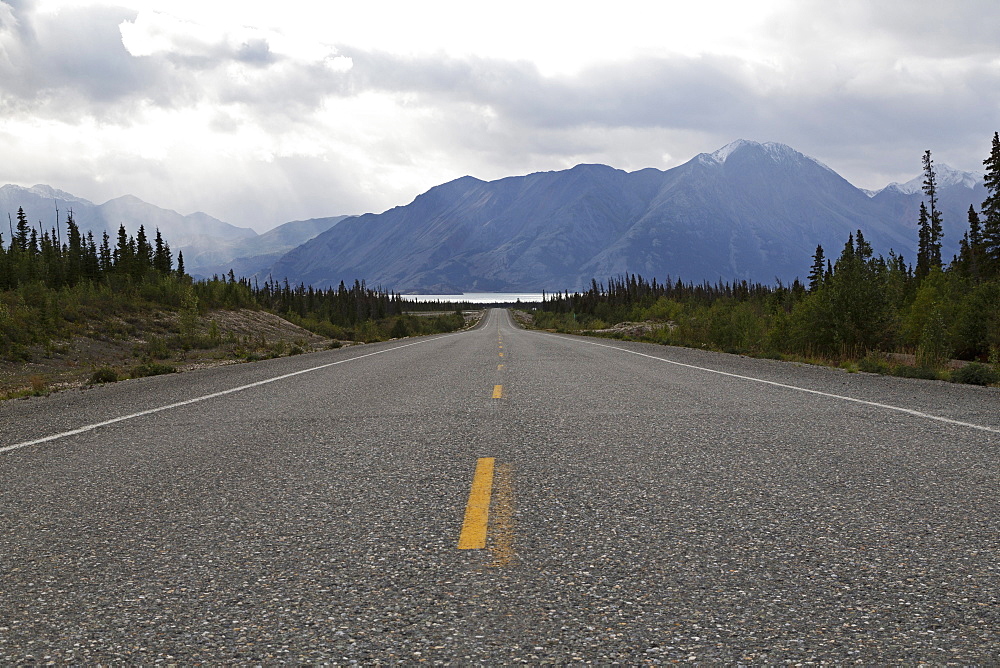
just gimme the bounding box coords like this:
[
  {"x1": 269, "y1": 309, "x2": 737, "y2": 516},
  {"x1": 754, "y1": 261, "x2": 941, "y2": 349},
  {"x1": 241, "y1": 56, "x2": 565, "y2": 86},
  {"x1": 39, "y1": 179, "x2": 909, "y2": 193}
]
[{"x1": 2, "y1": 308, "x2": 999, "y2": 663}]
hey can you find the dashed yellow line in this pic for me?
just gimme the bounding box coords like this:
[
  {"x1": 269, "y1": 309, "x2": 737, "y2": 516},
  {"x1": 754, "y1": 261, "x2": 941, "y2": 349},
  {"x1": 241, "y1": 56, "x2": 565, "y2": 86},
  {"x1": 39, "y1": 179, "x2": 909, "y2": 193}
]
[
  {"x1": 492, "y1": 384, "x2": 503, "y2": 399},
  {"x1": 457, "y1": 457, "x2": 495, "y2": 549},
  {"x1": 497, "y1": 364, "x2": 504, "y2": 370}
]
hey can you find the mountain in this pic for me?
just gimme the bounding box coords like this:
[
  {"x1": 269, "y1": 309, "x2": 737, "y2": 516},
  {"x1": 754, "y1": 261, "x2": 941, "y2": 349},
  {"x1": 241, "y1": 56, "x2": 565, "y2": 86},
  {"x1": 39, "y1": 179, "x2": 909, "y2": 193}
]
[
  {"x1": 193, "y1": 216, "x2": 351, "y2": 279},
  {"x1": 0, "y1": 185, "x2": 346, "y2": 279},
  {"x1": 266, "y1": 140, "x2": 986, "y2": 291}
]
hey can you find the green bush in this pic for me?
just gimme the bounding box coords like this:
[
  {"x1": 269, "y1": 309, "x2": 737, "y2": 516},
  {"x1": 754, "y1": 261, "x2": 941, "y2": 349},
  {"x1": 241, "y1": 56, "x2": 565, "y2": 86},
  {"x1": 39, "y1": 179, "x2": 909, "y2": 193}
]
[
  {"x1": 130, "y1": 362, "x2": 176, "y2": 378},
  {"x1": 858, "y1": 354, "x2": 890, "y2": 374},
  {"x1": 89, "y1": 367, "x2": 119, "y2": 384},
  {"x1": 949, "y1": 362, "x2": 1000, "y2": 386},
  {"x1": 890, "y1": 365, "x2": 939, "y2": 380}
]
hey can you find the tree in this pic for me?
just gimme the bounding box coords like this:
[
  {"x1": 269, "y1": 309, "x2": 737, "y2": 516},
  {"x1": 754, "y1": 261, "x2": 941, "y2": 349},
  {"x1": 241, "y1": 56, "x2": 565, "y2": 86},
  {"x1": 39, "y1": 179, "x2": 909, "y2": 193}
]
[
  {"x1": 153, "y1": 228, "x2": 172, "y2": 274},
  {"x1": 955, "y1": 205, "x2": 983, "y2": 281},
  {"x1": 921, "y1": 150, "x2": 944, "y2": 272},
  {"x1": 916, "y1": 202, "x2": 932, "y2": 279},
  {"x1": 982, "y1": 131, "x2": 1000, "y2": 276},
  {"x1": 113, "y1": 224, "x2": 131, "y2": 272},
  {"x1": 135, "y1": 225, "x2": 153, "y2": 272},
  {"x1": 808, "y1": 244, "x2": 825, "y2": 291},
  {"x1": 14, "y1": 207, "x2": 30, "y2": 252},
  {"x1": 64, "y1": 211, "x2": 83, "y2": 285}
]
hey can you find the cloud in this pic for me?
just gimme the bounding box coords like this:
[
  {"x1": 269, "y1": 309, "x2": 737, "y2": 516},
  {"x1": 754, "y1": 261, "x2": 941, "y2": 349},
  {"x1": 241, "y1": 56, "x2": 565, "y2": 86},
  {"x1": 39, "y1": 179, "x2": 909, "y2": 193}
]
[{"x1": 1, "y1": 0, "x2": 999, "y2": 229}]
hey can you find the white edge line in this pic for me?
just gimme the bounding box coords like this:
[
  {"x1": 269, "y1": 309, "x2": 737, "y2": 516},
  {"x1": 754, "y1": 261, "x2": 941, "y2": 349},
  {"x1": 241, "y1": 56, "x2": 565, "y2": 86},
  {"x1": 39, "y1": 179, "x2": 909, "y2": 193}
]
[
  {"x1": 2, "y1": 330, "x2": 468, "y2": 455},
  {"x1": 534, "y1": 330, "x2": 1000, "y2": 436}
]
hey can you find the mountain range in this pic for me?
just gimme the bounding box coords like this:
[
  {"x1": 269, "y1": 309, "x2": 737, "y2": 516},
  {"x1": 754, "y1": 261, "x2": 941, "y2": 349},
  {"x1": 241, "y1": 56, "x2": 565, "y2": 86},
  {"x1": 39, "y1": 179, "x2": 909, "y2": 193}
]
[
  {"x1": 2, "y1": 140, "x2": 988, "y2": 291},
  {"x1": 267, "y1": 140, "x2": 986, "y2": 291}
]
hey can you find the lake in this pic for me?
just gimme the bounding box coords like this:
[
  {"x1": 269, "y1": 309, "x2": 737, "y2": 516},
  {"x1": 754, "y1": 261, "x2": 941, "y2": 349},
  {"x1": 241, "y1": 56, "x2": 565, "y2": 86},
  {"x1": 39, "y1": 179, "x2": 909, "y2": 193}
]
[{"x1": 405, "y1": 292, "x2": 547, "y2": 304}]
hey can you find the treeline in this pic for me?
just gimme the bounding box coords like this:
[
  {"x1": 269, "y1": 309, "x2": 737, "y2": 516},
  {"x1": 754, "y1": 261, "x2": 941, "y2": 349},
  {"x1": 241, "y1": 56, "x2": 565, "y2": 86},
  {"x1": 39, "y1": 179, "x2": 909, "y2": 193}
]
[
  {"x1": 1, "y1": 208, "x2": 182, "y2": 291},
  {"x1": 1, "y1": 212, "x2": 467, "y2": 361},
  {"x1": 248, "y1": 276, "x2": 467, "y2": 342},
  {"x1": 536, "y1": 134, "x2": 1000, "y2": 378}
]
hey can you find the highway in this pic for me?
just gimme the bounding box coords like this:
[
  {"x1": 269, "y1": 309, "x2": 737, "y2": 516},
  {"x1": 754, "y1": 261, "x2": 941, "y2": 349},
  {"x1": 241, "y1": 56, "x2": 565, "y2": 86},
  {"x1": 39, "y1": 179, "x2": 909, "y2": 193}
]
[{"x1": 2, "y1": 308, "x2": 999, "y2": 663}]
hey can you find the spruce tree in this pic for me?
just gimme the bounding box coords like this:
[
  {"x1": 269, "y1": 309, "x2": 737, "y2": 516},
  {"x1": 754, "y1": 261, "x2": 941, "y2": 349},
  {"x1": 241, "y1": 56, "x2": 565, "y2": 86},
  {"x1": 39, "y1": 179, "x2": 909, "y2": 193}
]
[
  {"x1": 921, "y1": 150, "x2": 943, "y2": 269},
  {"x1": 99, "y1": 231, "x2": 113, "y2": 273},
  {"x1": 808, "y1": 244, "x2": 825, "y2": 291},
  {"x1": 14, "y1": 207, "x2": 30, "y2": 252},
  {"x1": 964, "y1": 205, "x2": 982, "y2": 281},
  {"x1": 916, "y1": 202, "x2": 931, "y2": 279},
  {"x1": 135, "y1": 225, "x2": 153, "y2": 271},
  {"x1": 153, "y1": 228, "x2": 172, "y2": 274},
  {"x1": 981, "y1": 131, "x2": 1000, "y2": 276}
]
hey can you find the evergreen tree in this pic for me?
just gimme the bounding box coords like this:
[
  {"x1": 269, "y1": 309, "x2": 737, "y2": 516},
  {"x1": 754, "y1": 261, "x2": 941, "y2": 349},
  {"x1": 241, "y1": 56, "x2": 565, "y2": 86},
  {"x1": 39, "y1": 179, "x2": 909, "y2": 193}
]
[
  {"x1": 153, "y1": 228, "x2": 172, "y2": 274},
  {"x1": 921, "y1": 150, "x2": 944, "y2": 269},
  {"x1": 135, "y1": 225, "x2": 153, "y2": 273},
  {"x1": 113, "y1": 224, "x2": 131, "y2": 271},
  {"x1": 99, "y1": 231, "x2": 113, "y2": 273},
  {"x1": 808, "y1": 244, "x2": 825, "y2": 291},
  {"x1": 956, "y1": 205, "x2": 983, "y2": 281},
  {"x1": 176, "y1": 250, "x2": 185, "y2": 276},
  {"x1": 14, "y1": 207, "x2": 30, "y2": 252},
  {"x1": 64, "y1": 212, "x2": 83, "y2": 285},
  {"x1": 981, "y1": 131, "x2": 1000, "y2": 276},
  {"x1": 916, "y1": 202, "x2": 932, "y2": 279}
]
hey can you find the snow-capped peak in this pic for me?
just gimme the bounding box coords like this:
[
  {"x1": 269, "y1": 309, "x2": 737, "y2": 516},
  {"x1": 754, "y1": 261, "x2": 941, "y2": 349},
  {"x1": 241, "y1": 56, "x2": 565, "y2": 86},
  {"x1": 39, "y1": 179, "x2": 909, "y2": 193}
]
[
  {"x1": 698, "y1": 139, "x2": 836, "y2": 174},
  {"x1": 709, "y1": 139, "x2": 760, "y2": 163},
  {"x1": 882, "y1": 164, "x2": 980, "y2": 195},
  {"x1": 26, "y1": 184, "x2": 92, "y2": 204}
]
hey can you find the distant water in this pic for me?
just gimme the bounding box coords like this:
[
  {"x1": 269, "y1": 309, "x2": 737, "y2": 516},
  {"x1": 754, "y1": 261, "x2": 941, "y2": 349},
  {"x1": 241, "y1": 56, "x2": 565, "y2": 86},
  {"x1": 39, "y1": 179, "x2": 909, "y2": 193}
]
[{"x1": 405, "y1": 292, "x2": 545, "y2": 304}]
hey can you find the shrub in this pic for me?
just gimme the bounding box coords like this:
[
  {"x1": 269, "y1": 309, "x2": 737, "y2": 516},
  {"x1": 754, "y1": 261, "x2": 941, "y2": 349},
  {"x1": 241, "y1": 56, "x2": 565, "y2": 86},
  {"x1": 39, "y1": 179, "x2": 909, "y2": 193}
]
[
  {"x1": 29, "y1": 375, "x2": 48, "y2": 395},
  {"x1": 89, "y1": 367, "x2": 119, "y2": 384},
  {"x1": 890, "y1": 365, "x2": 939, "y2": 380},
  {"x1": 130, "y1": 362, "x2": 176, "y2": 378},
  {"x1": 143, "y1": 336, "x2": 172, "y2": 359},
  {"x1": 950, "y1": 362, "x2": 1000, "y2": 386},
  {"x1": 858, "y1": 354, "x2": 890, "y2": 374},
  {"x1": 390, "y1": 317, "x2": 410, "y2": 339}
]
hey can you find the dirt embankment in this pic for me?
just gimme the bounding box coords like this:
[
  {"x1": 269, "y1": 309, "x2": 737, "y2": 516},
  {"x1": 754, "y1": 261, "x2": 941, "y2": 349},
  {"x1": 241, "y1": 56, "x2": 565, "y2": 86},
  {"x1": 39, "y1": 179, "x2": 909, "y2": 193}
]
[{"x1": 0, "y1": 308, "x2": 335, "y2": 398}]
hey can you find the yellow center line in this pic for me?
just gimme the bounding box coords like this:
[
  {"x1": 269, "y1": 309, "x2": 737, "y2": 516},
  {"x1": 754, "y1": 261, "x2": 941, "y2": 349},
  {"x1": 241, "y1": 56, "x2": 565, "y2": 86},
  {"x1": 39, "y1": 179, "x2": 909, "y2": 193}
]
[
  {"x1": 492, "y1": 384, "x2": 503, "y2": 398},
  {"x1": 497, "y1": 364, "x2": 504, "y2": 370},
  {"x1": 499, "y1": 351, "x2": 503, "y2": 357},
  {"x1": 457, "y1": 457, "x2": 495, "y2": 549}
]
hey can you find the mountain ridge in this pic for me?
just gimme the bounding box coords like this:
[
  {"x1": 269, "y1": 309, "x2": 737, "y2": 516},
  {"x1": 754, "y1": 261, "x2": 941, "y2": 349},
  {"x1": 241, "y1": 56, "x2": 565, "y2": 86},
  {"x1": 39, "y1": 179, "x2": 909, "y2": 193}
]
[
  {"x1": 3, "y1": 140, "x2": 987, "y2": 291},
  {"x1": 265, "y1": 140, "x2": 985, "y2": 291}
]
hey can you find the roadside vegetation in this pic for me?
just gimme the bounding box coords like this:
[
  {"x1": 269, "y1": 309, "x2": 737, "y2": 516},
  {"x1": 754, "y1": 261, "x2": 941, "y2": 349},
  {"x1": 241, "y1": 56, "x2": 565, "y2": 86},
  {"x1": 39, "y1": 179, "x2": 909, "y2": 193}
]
[
  {"x1": 0, "y1": 215, "x2": 472, "y2": 398},
  {"x1": 526, "y1": 136, "x2": 1000, "y2": 387}
]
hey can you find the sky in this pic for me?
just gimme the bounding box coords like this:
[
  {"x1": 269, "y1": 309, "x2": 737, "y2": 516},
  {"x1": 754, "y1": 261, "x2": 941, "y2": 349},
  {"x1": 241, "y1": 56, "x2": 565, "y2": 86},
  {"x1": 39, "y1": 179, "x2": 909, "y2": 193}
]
[{"x1": 1, "y1": 1, "x2": 999, "y2": 232}]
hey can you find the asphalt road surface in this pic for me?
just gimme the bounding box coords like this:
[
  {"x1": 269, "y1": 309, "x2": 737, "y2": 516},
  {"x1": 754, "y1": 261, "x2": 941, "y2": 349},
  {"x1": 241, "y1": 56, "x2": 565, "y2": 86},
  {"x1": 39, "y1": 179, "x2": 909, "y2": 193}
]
[{"x1": 2, "y1": 308, "x2": 999, "y2": 663}]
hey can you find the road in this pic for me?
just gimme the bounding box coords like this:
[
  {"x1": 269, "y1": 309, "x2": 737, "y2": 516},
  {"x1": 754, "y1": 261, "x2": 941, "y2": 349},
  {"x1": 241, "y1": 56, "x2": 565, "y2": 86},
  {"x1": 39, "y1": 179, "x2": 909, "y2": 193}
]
[{"x1": 2, "y1": 308, "x2": 999, "y2": 663}]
